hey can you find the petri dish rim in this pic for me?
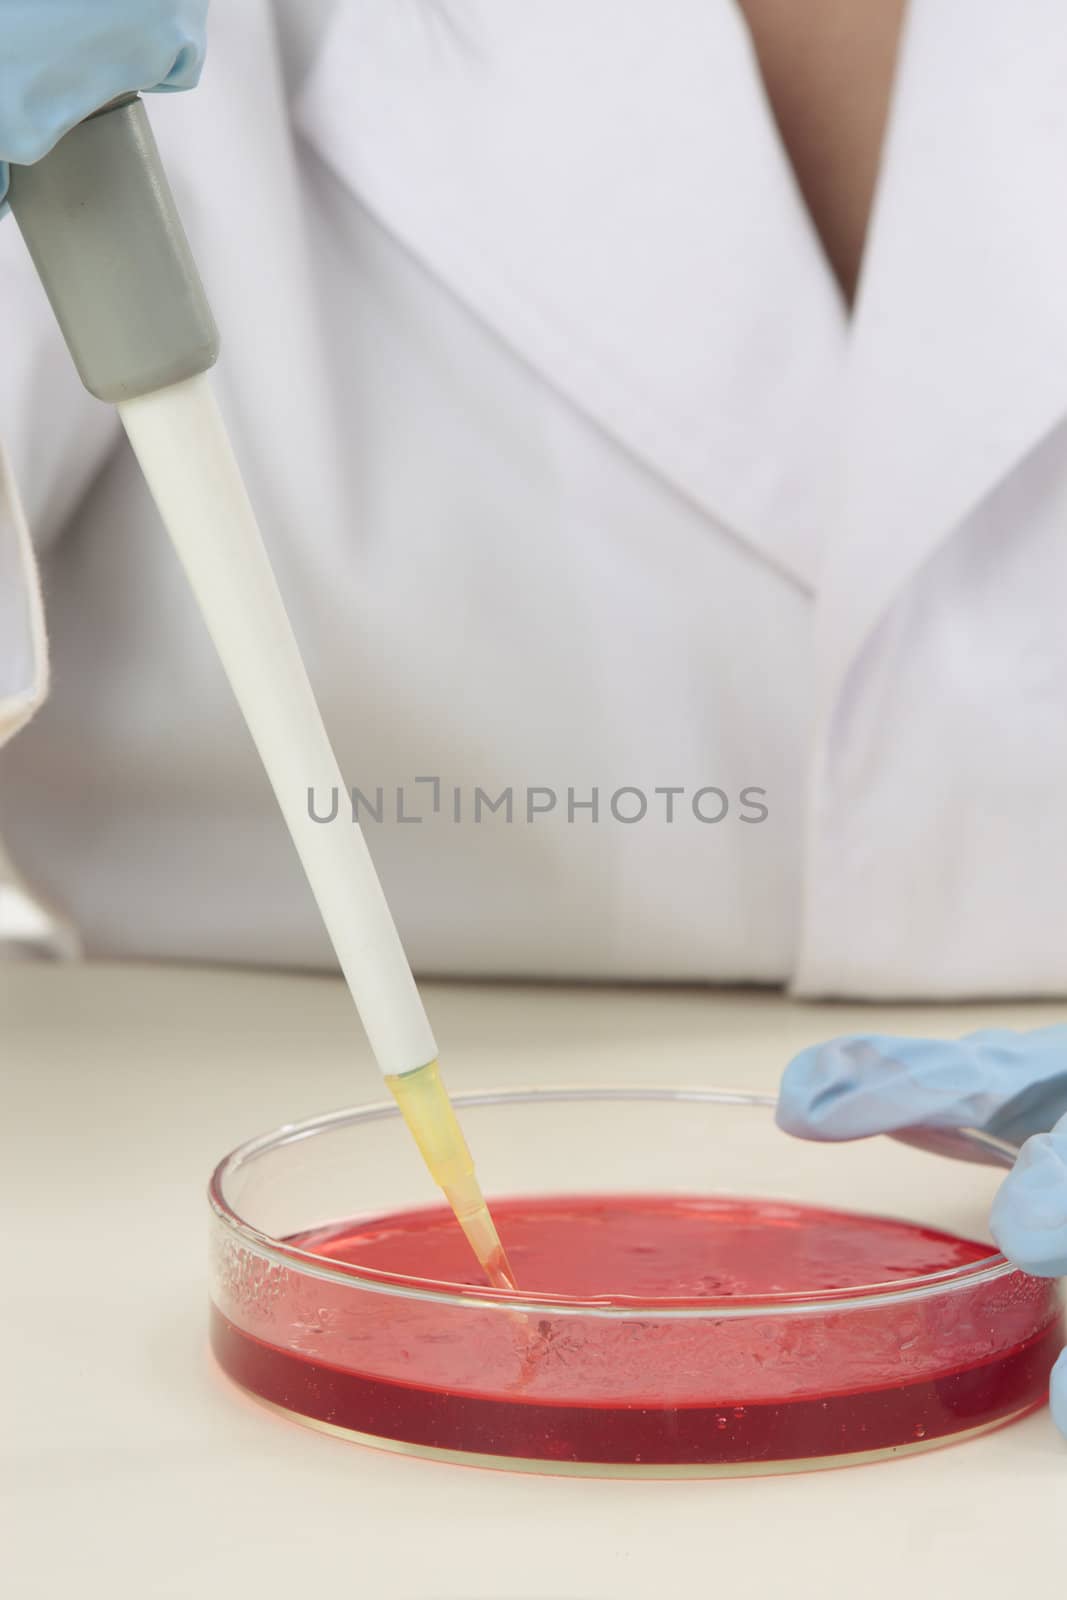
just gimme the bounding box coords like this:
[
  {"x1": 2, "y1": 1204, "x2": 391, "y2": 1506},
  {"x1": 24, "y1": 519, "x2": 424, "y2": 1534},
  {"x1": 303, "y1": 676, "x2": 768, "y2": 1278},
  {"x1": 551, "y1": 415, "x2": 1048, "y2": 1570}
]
[{"x1": 208, "y1": 1084, "x2": 1020, "y2": 1321}]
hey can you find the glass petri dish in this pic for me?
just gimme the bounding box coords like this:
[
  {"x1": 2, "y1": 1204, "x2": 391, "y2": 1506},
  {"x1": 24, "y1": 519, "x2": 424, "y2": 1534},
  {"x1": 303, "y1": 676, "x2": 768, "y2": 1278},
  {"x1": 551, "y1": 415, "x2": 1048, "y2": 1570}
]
[{"x1": 208, "y1": 1087, "x2": 1063, "y2": 1477}]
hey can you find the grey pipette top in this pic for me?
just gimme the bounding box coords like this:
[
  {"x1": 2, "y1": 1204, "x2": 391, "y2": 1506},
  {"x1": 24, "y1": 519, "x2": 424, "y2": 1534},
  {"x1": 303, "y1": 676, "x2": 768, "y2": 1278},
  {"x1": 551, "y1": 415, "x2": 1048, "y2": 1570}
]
[{"x1": 7, "y1": 96, "x2": 219, "y2": 403}]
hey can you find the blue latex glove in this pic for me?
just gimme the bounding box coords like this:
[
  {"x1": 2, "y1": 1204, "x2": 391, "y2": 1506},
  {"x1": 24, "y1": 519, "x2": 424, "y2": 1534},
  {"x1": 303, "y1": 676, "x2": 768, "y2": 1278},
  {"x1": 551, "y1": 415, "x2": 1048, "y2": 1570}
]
[
  {"x1": 778, "y1": 1026, "x2": 1067, "y2": 1438},
  {"x1": 0, "y1": 1, "x2": 208, "y2": 213}
]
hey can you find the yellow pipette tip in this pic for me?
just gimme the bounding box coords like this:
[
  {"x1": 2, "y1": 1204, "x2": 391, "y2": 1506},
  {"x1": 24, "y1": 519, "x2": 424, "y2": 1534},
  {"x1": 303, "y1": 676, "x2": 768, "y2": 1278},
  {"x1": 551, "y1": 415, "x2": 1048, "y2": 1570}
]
[
  {"x1": 442, "y1": 1177, "x2": 518, "y2": 1293},
  {"x1": 385, "y1": 1059, "x2": 517, "y2": 1291}
]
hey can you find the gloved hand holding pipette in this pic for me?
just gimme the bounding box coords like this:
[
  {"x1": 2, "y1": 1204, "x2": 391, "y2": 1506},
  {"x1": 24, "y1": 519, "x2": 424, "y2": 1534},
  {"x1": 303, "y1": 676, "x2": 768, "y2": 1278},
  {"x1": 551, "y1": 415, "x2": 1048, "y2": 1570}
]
[
  {"x1": 778, "y1": 1026, "x2": 1067, "y2": 1438},
  {"x1": 0, "y1": 0, "x2": 207, "y2": 213}
]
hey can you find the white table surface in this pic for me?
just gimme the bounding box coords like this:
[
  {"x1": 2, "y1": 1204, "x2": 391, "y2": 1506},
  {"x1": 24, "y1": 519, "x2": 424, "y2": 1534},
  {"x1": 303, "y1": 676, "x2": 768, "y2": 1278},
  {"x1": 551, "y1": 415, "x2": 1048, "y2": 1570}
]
[{"x1": 4, "y1": 962, "x2": 1065, "y2": 1599}]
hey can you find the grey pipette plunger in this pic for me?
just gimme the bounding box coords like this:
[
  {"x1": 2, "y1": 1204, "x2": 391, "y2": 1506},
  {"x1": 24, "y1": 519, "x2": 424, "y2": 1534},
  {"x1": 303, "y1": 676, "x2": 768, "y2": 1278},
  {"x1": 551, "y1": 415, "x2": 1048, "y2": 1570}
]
[{"x1": 7, "y1": 95, "x2": 218, "y2": 402}]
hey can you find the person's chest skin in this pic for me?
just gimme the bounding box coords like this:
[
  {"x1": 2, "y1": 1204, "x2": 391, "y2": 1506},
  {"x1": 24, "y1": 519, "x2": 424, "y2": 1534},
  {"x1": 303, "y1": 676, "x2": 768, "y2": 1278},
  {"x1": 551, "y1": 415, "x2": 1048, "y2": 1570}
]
[{"x1": 738, "y1": 0, "x2": 907, "y2": 303}]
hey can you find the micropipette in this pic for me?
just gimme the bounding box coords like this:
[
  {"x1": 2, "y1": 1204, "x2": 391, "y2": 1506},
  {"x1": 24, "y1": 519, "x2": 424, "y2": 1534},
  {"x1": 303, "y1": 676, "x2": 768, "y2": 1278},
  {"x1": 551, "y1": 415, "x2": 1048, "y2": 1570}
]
[{"x1": 7, "y1": 96, "x2": 515, "y2": 1292}]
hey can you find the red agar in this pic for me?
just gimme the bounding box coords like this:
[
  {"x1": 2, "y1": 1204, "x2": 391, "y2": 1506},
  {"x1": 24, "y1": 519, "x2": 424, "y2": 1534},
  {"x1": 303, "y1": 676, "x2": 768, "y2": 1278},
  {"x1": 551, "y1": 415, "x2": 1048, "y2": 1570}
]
[{"x1": 211, "y1": 1194, "x2": 1062, "y2": 1467}]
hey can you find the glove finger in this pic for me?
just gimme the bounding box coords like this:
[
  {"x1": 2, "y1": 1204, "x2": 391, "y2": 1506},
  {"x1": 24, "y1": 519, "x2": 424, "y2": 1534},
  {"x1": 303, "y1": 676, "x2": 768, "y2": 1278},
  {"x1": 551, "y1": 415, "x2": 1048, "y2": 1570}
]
[
  {"x1": 777, "y1": 1027, "x2": 1067, "y2": 1143},
  {"x1": 149, "y1": 2, "x2": 208, "y2": 92},
  {"x1": 145, "y1": 35, "x2": 206, "y2": 94},
  {"x1": 989, "y1": 1115, "x2": 1067, "y2": 1277},
  {"x1": 984, "y1": 1070, "x2": 1067, "y2": 1148}
]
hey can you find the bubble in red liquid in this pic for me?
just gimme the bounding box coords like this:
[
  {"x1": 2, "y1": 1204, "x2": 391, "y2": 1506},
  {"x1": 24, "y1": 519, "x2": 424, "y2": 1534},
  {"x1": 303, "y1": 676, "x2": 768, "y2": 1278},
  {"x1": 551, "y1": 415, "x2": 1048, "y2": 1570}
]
[{"x1": 211, "y1": 1194, "x2": 1063, "y2": 1469}]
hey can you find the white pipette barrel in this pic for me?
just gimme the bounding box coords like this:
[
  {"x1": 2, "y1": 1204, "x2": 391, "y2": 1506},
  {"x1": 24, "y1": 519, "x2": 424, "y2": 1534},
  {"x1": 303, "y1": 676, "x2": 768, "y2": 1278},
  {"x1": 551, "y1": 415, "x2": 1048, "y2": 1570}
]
[{"x1": 118, "y1": 374, "x2": 439, "y2": 1079}]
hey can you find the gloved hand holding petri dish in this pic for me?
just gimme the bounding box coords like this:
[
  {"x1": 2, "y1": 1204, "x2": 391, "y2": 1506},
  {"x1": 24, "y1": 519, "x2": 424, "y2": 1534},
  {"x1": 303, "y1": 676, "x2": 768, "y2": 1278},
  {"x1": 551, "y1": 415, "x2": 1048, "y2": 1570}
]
[{"x1": 779, "y1": 1025, "x2": 1067, "y2": 1437}]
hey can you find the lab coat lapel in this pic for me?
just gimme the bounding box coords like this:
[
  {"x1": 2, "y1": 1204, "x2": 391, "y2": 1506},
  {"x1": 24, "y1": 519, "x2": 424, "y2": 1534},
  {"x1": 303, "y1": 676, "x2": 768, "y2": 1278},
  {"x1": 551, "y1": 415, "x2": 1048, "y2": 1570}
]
[
  {"x1": 296, "y1": 0, "x2": 844, "y2": 590},
  {"x1": 815, "y1": 0, "x2": 1067, "y2": 716}
]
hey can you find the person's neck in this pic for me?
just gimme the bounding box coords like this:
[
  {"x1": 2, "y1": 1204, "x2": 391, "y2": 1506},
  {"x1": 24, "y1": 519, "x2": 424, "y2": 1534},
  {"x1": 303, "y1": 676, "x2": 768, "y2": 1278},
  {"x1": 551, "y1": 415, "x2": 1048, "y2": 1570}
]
[{"x1": 737, "y1": 0, "x2": 908, "y2": 305}]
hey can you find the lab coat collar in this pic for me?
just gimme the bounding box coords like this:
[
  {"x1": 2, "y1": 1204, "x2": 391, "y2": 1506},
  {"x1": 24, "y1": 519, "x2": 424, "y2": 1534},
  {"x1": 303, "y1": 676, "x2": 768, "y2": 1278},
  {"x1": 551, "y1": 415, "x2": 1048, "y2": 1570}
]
[
  {"x1": 815, "y1": 0, "x2": 1067, "y2": 715},
  {"x1": 295, "y1": 0, "x2": 844, "y2": 591}
]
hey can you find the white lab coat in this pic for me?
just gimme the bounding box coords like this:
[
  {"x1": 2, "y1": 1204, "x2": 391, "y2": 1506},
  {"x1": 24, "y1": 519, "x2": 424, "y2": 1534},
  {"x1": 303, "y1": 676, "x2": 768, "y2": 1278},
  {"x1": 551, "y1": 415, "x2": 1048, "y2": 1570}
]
[{"x1": 1, "y1": 0, "x2": 1065, "y2": 997}]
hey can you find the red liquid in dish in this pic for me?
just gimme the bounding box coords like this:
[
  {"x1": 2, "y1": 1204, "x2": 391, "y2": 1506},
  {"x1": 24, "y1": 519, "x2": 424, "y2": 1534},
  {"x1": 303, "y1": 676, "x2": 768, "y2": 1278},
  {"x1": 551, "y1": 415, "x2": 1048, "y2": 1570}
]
[{"x1": 211, "y1": 1195, "x2": 1062, "y2": 1468}]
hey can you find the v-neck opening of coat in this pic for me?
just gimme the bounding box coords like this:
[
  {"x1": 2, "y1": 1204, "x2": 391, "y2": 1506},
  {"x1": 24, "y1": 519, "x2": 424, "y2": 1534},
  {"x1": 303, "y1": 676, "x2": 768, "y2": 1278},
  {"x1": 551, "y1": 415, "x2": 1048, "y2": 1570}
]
[
  {"x1": 296, "y1": 0, "x2": 847, "y2": 593},
  {"x1": 735, "y1": 0, "x2": 910, "y2": 313}
]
